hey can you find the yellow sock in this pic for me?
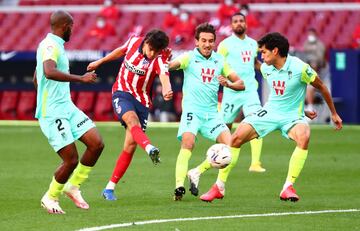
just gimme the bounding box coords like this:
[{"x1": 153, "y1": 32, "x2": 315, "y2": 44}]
[
  {"x1": 68, "y1": 163, "x2": 92, "y2": 188},
  {"x1": 286, "y1": 147, "x2": 308, "y2": 183},
  {"x1": 218, "y1": 147, "x2": 240, "y2": 183},
  {"x1": 197, "y1": 159, "x2": 211, "y2": 174},
  {"x1": 175, "y1": 149, "x2": 192, "y2": 188},
  {"x1": 250, "y1": 138, "x2": 263, "y2": 165},
  {"x1": 48, "y1": 177, "x2": 64, "y2": 200}
]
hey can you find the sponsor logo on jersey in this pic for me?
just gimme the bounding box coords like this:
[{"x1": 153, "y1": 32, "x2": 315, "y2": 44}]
[
  {"x1": 241, "y1": 50, "x2": 252, "y2": 62},
  {"x1": 124, "y1": 60, "x2": 146, "y2": 75},
  {"x1": 272, "y1": 80, "x2": 286, "y2": 95},
  {"x1": 201, "y1": 68, "x2": 215, "y2": 83}
]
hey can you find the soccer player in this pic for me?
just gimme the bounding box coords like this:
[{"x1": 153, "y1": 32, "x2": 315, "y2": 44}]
[
  {"x1": 87, "y1": 29, "x2": 173, "y2": 201},
  {"x1": 200, "y1": 32, "x2": 342, "y2": 202},
  {"x1": 218, "y1": 12, "x2": 265, "y2": 173},
  {"x1": 34, "y1": 11, "x2": 104, "y2": 214},
  {"x1": 168, "y1": 23, "x2": 245, "y2": 201}
]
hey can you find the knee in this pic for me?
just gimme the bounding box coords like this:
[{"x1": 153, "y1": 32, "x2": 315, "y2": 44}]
[
  {"x1": 181, "y1": 141, "x2": 194, "y2": 150},
  {"x1": 296, "y1": 132, "x2": 310, "y2": 149},
  {"x1": 231, "y1": 132, "x2": 244, "y2": 148},
  {"x1": 90, "y1": 138, "x2": 105, "y2": 154},
  {"x1": 65, "y1": 156, "x2": 79, "y2": 171}
]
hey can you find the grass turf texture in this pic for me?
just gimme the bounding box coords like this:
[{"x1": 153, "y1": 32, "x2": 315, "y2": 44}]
[{"x1": 0, "y1": 122, "x2": 359, "y2": 230}]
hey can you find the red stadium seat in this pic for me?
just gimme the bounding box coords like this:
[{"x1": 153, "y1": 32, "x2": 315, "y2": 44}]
[
  {"x1": 17, "y1": 91, "x2": 36, "y2": 120},
  {"x1": 75, "y1": 91, "x2": 96, "y2": 118},
  {"x1": 0, "y1": 91, "x2": 19, "y2": 120},
  {"x1": 173, "y1": 92, "x2": 183, "y2": 117},
  {"x1": 94, "y1": 91, "x2": 114, "y2": 121}
]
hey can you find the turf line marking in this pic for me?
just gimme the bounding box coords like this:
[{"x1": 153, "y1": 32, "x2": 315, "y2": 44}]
[{"x1": 77, "y1": 209, "x2": 360, "y2": 231}]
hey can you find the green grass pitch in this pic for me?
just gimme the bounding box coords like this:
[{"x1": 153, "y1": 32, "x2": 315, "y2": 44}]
[{"x1": 0, "y1": 122, "x2": 359, "y2": 230}]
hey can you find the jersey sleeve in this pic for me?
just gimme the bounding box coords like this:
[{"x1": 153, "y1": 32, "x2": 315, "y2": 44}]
[
  {"x1": 155, "y1": 56, "x2": 169, "y2": 76},
  {"x1": 221, "y1": 60, "x2": 234, "y2": 78},
  {"x1": 301, "y1": 64, "x2": 317, "y2": 84},
  {"x1": 217, "y1": 42, "x2": 228, "y2": 58},
  {"x1": 41, "y1": 42, "x2": 60, "y2": 63},
  {"x1": 118, "y1": 35, "x2": 137, "y2": 53},
  {"x1": 175, "y1": 52, "x2": 191, "y2": 70}
]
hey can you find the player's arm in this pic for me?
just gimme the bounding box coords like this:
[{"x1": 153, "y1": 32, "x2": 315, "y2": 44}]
[
  {"x1": 169, "y1": 52, "x2": 190, "y2": 71},
  {"x1": 159, "y1": 73, "x2": 173, "y2": 101},
  {"x1": 33, "y1": 70, "x2": 37, "y2": 90},
  {"x1": 254, "y1": 58, "x2": 262, "y2": 71},
  {"x1": 87, "y1": 47, "x2": 125, "y2": 71},
  {"x1": 44, "y1": 60, "x2": 97, "y2": 83},
  {"x1": 219, "y1": 61, "x2": 245, "y2": 91},
  {"x1": 310, "y1": 76, "x2": 342, "y2": 130}
]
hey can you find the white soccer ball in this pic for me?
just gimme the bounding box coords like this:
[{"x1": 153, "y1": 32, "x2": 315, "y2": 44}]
[{"x1": 206, "y1": 143, "x2": 232, "y2": 169}]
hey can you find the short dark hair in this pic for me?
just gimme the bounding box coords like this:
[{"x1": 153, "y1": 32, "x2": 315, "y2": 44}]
[
  {"x1": 231, "y1": 12, "x2": 246, "y2": 22},
  {"x1": 144, "y1": 29, "x2": 169, "y2": 51},
  {"x1": 257, "y1": 32, "x2": 289, "y2": 57},
  {"x1": 195, "y1": 23, "x2": 216, "y2": 41}
]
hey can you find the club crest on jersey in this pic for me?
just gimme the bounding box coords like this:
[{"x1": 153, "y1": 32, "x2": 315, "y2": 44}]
[
  {"x1": 201, "y1": 68, "x2": 215, "y2": 83},
  {"x1": 124, "y1": 60, "x2": 146, "y2": 75},
  {"x1": 288, "y1": 71, "x2": 293, "y2": 79},
  {"x1": 272, "y1": 80, "x2": 286, "y2": 95},
  {"x1": 241, "y1": 50, "x2": 252, "y2": 62}
]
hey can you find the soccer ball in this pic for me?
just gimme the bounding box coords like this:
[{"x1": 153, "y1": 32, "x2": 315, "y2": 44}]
[{"x1": 206, "y1": 143, "x2": 232, "y2": 169}]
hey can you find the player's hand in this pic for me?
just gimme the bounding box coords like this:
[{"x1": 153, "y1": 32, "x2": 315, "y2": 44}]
[
  {"x1": 217, "y1": 75, "x2": 229, "y2": 87},
  {"x1": 331, "y1": 113, "x2": 343, "y2": 130},
  {"x1": 161, "y1": 48, "x2": 172, "y2": 63},
  {"x1": 81, "y1": 72, "x2": 97, "y2": 83},
  {"x1": 87, "y1": 60, "x2": 101, "y2": 72},
  {"x1": 304, "y1": 110, "x2": 317, "y2": 120},
  {"x1": 162, "y1": 88, "x2": 173, "y2": 101}
]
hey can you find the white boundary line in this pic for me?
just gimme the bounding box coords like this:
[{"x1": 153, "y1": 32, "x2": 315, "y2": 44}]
[{"x1": 77, "y1": 209, "x2": 360, "y2": 231}]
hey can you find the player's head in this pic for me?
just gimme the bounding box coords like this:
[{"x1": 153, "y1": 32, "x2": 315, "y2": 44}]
[
  {"x1": 143, "y1": 29, "x2": 169, "y2": 60},
  {"x1": 195, "y1": 23, "x2": 216, "y2": 58},
  {"x1": 258, "y1": 32, "x2": 289, "y2": 65},
  {"x1": 231, "y1": 12, "x2": 247, "y2": 36},
  {"x1": 50, "y1": 10, "x2": 73, "y2": 42}
]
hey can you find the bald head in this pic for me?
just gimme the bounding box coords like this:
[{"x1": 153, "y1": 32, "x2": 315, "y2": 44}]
[
  {"x1": 50, "y1": 10, "x2": 73, "y2": 30},
  {"x1": 50, "y1": 10, "x2": 73, "y2": 42}
]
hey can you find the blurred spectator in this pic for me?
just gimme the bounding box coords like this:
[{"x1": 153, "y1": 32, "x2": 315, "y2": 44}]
[
  {"x1": 352, "y1": 24, "x2": 360, "y2": 49},
  {"x1": 88, "y1": 16, "x2": 116, "y2": 39},
  {"x1": 128, "y1": 25, "x2": 143, "y2": 37},
  {"x1": 163, "y1": 4, "x2": 180, "y2": 32},
  {"x1": 239, "y1": 4, "x2": 259, "y2": 30},
  {"x1": 171, "y1": 11, "x2": 196, "y2": 45},
  {"x1": 217, "y1": 0, "x2": 238, "y2": 25},
  {"x1": 150, "y1": 79, "x2": 176, "y2": 122},
  {"x1": 99, "y1": 0, "x2": 120, "y2": 20},
  {"x1": 303, "y1": 28, "x2": 326, "y2": 68}
]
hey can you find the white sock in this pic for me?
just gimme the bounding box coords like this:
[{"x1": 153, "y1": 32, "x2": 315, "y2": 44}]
[
  {"x1": 216, "y1": 179, "x2": 225, "y2": 192},
  {"x1": 145, "y1": 144, "x2": 155, "y2": 154},
  {"x1": 282, "y1": 181, "x2": 293, "y2": 191},
  {"x1": 105, "y1": 181, "x2": 116, "y2": 190}
]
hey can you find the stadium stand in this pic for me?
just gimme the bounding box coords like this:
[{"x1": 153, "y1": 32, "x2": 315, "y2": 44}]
[
  {"x1": 16, "y1": 91, "x2": 36, "y2": 120},
  {"x1": 75, "y1": 91, "x2": 96, "y2": 118},
  {"x1": 0, "y1": 91, "x2": 19, "y2": 120},
  {"x1": 93, "y1": 91, "x2": 114, "y2": 121}
]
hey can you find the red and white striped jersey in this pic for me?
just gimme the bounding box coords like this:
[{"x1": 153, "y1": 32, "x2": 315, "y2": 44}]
[{"x1": 112, "y1": 36, "x2": 169, "y2": 108}]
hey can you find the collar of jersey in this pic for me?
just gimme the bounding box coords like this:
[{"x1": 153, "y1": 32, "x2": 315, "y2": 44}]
[
  {"x1": 47, "y1": 33, "x2": 65, "y2": 46},
  {"x1": 231, "y1": 33, "x2": 247, "y2": 41},
  {"x1": 194, "y1": 48, "x2": 214, "y2": 60},
  {"x1": 272, "y1": 54, "x2": 292, "y2": 72}
]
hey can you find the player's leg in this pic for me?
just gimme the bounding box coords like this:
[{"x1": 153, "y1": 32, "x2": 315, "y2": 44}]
[
  {"x1": 280, "y1": 122, "x2": 310, "y2": 202},
  {"x1": 243, "y1": 93, "x2": 265, "y2": 172},
  {"x1": 39, "y1": 117, "x2": 78, "y2": 214},
  {"x1": 174, "y1": 132, "x2": 196, "y2": 200},
  {"x1": 103, "y1": 129, "x2": 137, "y2": 200},
  {"x1": 62, "y1": 109, "x2": 104, "y2": 209},
  {"x1": 200, "y1": 123, "x2": 257, "y2": 202},
  {"x1": 113, "y1": 91, "x2": 159, "y2": 164}
]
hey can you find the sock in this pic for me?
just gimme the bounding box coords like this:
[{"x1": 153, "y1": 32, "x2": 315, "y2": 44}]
[
  {"x1": 48, "y1": 177, "x2": 65, "y2": 200},
  {"x1": 105, "y1": 181, "x2": 116, "y2": 190},
  {"x1": 145, "y1": 144, "x2": 155, "y2": 154},
  {"x1": 68, "y1": 163, "x2": 92, "y2": 188},
  {"x1": 130, "y1": 125, "x2": 151, "y2": 150},
  {"x1": 250, "y1": 138, "x2": 263, "y2": 165},
  {"x1": 216, "y1": 179, "x2": 225, "y2": 192},
  {"x1": 109, "y1": 150, "x2": 133, "y2": 185},
  {"x1": 218, "y1": 147, "x2": 240, "y2": 183},
  {"x1": 286, "y1": 147, "x2": 308, "y2": 184},
  {"x1": 197, "y1": 159, "x2": 212, "y2": 174},
  {"x1": 175, "y1": 149, "x2": 192, "y2": 188}
]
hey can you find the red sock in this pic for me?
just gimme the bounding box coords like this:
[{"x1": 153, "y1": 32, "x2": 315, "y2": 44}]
[
  {"x1": 130, "y1": 125, "x2": 151, "y2": 150},
  {"x1": 110, "y1": 150, "x2": 134, "y2": 184}
]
